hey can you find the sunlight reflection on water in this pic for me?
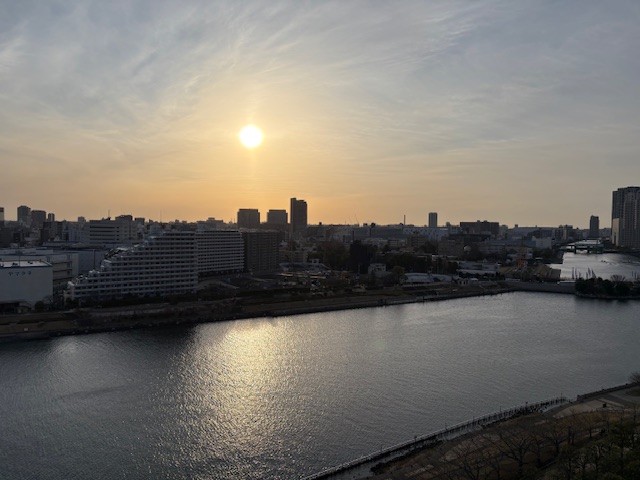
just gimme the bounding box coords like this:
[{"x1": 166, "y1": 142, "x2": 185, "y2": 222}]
[{"x1": 1, "y1": 289, "x2": 640, "y2": 479}]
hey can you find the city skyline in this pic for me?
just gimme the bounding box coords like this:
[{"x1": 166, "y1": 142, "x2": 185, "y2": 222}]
[
  {"x1": 0, "y1": 200, "x2": 614, "y2": 230},
  {"x1": 2, "y1": 1, "x2": 640, "y2": 226}
]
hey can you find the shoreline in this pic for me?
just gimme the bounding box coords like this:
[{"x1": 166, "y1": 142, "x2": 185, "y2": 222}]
[
  {"x1": 303, "y1": 382, "x2": 640, "y2": 480},
  {"x1": 5, "y1": 279, "x2": 616, "y2": 344},
  {"x1": 0, "y1": 286, "x2": 519, "y2": 343}
]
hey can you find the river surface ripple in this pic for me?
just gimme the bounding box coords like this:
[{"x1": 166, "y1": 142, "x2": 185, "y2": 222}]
[{"x1": 1, "y1": 288, "x2": 640, "y2": 479}]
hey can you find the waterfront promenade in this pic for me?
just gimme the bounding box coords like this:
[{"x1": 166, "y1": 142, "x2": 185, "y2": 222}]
[
  {"x1": 302, "y1": 398, "x2": 569, "y2": 480},
  {"x1": 304, "y1": 383, "x2": 640, "y2": 480}
]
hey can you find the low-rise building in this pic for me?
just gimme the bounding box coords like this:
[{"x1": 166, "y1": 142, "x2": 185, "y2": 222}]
[
  {"x1": 0, "y1": 248, "x2": 79, "y2": 292},
  {"x1": 0, "y1": 260, "x2": 52, "y2": 310}
]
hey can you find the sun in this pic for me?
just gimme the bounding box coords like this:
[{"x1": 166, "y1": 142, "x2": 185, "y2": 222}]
[{"x1": 239, "y1": 125, "x2": 263, "y2": 149}]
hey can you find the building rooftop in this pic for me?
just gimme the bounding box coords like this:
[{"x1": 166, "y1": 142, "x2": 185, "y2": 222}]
[{"x1": 0, "y1": 260, "x2": 51, "y2": 268}]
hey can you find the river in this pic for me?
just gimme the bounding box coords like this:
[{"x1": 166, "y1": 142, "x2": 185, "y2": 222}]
[
  {"x1": 1, "y1": 254, "x2": 639, "y2": 479},
  {"x1": 551, "y1": 251, "x2": 640, "y2": 280}
]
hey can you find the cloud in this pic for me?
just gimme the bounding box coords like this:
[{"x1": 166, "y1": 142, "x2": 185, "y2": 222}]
[{"x1": 1, "y1": 0, "x2": 639, "y2": 225}]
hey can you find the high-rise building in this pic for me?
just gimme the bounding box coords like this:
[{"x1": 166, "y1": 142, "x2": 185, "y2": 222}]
[
  {"x1": 243, "y1": 230, "x2": 281, "y2": 274},
  {"x1": 611, "y1": 186, "x2": 640, "y2": 248},
  {"x1": 428, "y1": 212, "x2": 438, "y2": 228},
  {"x1": 196, "y1": 229, "x2": 244, "y2": 275},
  {"x1": 588, "y1": 215, "x2": 599, "y2": 239},
  {"x1": 0, "y1": 207, "x2": 4, "y2": 227},
  {"x1": 31, "y1": 210, "x2": 47, "y2": 228},
  {"x1": 290, "y1": 198, "x2": 308, "y2": 234},
  {"x1": 237, "y1": 209, "x2": 260, "y2": 229},
  {"x1": 266, "y1": 209, "x2": 288, "y2": 225},
  {"x1": 17, "y1": 205, "x2": 31, "y2": 225}
]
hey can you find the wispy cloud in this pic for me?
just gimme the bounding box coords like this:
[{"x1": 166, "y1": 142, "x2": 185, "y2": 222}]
[{"x1": 1, "y1": 0, "x2": 639, "y2": 225}]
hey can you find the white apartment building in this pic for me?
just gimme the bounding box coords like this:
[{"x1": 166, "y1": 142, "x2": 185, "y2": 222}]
[
  {"x1": 67, "y1": 225, "x2": 251, "y2": 303},
  {"x1": 196, "y1": 229, "x2": 244, "y2": 275},
  {"x1": 0, "y1": 260, "x2": 53, "y2": 308},
  {"x1": 67, "y1": 229, "x2": 198, "y2": 303}
]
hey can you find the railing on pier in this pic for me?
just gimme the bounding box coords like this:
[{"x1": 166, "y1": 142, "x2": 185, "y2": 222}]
[{"x1": 301, "y1": 396, "x2": 569, "y2": 480}]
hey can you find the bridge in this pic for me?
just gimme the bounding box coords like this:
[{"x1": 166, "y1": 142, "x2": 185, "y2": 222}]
[{"x1": 563, "y1": 241, "x2": 604, "y2": 253}]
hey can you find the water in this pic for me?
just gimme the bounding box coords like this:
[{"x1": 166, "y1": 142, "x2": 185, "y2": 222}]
[
  {"x1": 1, "y1": 271, "x2": 640, "y2": 478},
  {"x1": 551, "y1": 251, "x2": 640, "y2": 280}
]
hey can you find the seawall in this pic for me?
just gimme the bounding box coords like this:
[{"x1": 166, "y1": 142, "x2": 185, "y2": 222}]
[
  {"x1": 0, "y1": 287, "x2": 517, "y2": 343},
  {"x1": 301, "y1": 397, "x2": 569, "y2": 480},
  {"x1": 302, "y1": 382, "x2": 640, "y2": 480}
]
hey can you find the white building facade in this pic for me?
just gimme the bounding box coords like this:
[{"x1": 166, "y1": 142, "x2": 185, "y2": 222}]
[
  {"x1": 67, "y1": 229, "x2": 198, "y2": 303},
  {"x1": 0, "y1": 261, "x2": 53, "y2": 308},
  {"x1": 0, "y1": 249, "x2": 79, "y2": 292},
  {"x1": 196, "y1": 229, "x2": 244, "y2": 275}
]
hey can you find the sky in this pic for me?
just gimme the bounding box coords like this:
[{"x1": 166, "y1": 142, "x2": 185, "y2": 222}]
[{"x1": 1, "y1": 1, "x2": 640, "y2": 228}]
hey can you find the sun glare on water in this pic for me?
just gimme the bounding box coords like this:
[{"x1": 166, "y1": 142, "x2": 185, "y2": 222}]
[{"x1": 239, "y1": 125, "x2": 263, "y2": 149}]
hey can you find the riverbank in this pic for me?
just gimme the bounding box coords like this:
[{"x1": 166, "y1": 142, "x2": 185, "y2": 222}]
[
  {"x1": 304, "y1": 382, "x2": 640, "y2": 480},
  {"x1": 0, "y1": 285, "x2": 518, "y2": 342}
]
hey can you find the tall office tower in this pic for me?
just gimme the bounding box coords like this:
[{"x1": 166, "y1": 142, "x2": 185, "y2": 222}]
[
  {"x1": 0, "y1": 207, "x2": 4, "y2": 226},
  {"x1": 47, "y1": 213, "x2": 55, "y2": 223},
  {"x1": 611, "y1": 186, "x2": 640, "y2": 248},
  {"x1": 290, "y1": 198, "x2": 308, "y2": 234},
  {"x1": 31, "y1": 210, "x2": 47, "y2": 228},
  {"x1": 237, "y1": 208, "x2": 260, "y2": 229},
  {"x1": 428, "y1": 212, "x2": 438, "y2": 228},
  {"x1": 266, "y1": 209, "x2": 288, "y2": 225},
  {"x1": 17, "y1": 205, "x2": 31, "y2": 225},
  {"x1": 588, "y1": 215, "x2": 599, "y2": 239}
]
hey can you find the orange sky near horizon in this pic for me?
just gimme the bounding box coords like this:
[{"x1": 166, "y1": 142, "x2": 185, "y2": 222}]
[{"x1": 2, "y1": 2, "x2": 639, "y2": 229}]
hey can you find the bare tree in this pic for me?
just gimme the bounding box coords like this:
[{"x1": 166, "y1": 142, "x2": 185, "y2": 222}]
[
  {"x1": 493, "y1": 422, "x2": 535, "y2": 478},
  {"x1": 587, "y1": 439, "x2": 612, "y2": 478},
  {"x1": 556, "y1": 444, "x2": 579, "y2": 480},
  {"x1": 541, "y1": 417, "x2": 573, "y2": 457},
  {"x1": 629, "y1": 371, "x2": 640, "y2": 384},
  {"x1": 447, "y1": 435, "x2": 495, "y2": 480}
]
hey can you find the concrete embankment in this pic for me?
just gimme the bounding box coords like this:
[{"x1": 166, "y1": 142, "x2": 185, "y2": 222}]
[
  {"x1": 508, "y1": 281, "x2": 575, "y2": 294},
  {"x1": 303, "y1": 382, "x2": 640, "y2": 480},
  {"x1": 301, "y1": 397, "x2": 569, "y2": 480},
  {"x1": 0, "y1": 287, "x2": 517, "y2": 343}
]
